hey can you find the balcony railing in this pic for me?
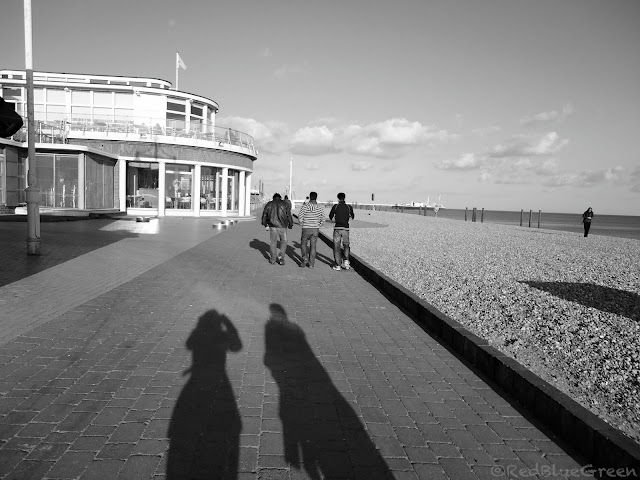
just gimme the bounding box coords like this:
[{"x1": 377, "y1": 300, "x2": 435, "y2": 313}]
[{"x1": 7, "y1": 115, "x2": 256, "y2": 156}]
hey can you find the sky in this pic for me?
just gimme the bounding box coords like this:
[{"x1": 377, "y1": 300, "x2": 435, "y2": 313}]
[{"x1": 1, "y1": 0, "x2": 639, "y2": 215}]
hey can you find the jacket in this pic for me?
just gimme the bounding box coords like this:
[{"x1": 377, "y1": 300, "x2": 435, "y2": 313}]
[
  {"x1": 298, "y1": 201, "x2": 325, "y2": 228},
  {"x1": 329, "y1": 201, "x2": 354, "y2": 229},
  {"x1": 262, "y1": 199, "x2": 293, "y2": 228}
]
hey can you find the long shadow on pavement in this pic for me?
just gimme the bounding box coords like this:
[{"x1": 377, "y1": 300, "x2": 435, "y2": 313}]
[
  {"x1": 250, "y1": 238, "x2": 333, "y2": 267},
  {"x1": 521, "y1": 281, "x2": 640, "y2": 322},
  {"x1": 167, "y1": 309, "x2": 243, "y2": 479},
  {"x1": 0, "y1": 219, "x2": 139, "y2": 287},
  {"x1": 264, "y1": 303, "x2": 393, "y2": 480}
]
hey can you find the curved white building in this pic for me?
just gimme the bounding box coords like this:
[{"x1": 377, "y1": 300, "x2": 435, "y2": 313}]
[{"x1": 0, "y1": 69, "x2": 257, "y2": 217}]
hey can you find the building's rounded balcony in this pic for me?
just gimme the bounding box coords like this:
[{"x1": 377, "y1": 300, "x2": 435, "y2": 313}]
[{"x1": 10, "y1": 115, "x2": 257, "y2": 158}]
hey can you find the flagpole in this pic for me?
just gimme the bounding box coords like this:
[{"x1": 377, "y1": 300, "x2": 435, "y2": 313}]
[{"x1": 175, "y1": 52, "x2": 179, "y2": 91}]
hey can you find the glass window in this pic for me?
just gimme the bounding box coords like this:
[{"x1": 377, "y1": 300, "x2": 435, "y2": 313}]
[
  {"x1": 227, "y1": 169, "x2": 239, "y2": 211},
  {"x1": 167, "y1": 101, "x2": 185, "y2": 112},
  {"x1": 126, "y1": 162, "x2": 158, "y2": 209},
  {"x1": 46, "y1": 105, "x2": 66, "y2": 122},
  {"x1": 93, "y1": 107, "x2": 112, "y2": 123},
  {"x1": 165, "y1": 164, "x2": 193, "y2": 210},
  {"x1": 94, "y1": 91, "x2": 112, "y2": 107},
  {"x1": 114, "y1": 108, "x2": 133, "y2": 123},
  {"x1": 46, "y1": 89, "x2": 66, "y2": 103},
  {"x1": 90, "y1": 79, "x2": 108, "y2": 84},
  {"x1": 34, "y1": 89, "x2": 44, "y2": 103},
  {"x1": 200, "y1": 166, "x2": 222, "y2": 210},
  {"x1": 55, "y1": 155, "x2": 79, "y2": 208},
  {"x1": 191, "y1": 105, "x2": 203, "y2": 116},
  {"x1": 71, "y1": 106, "x2": 91, "y2": 122},
  {"x1": 35, "y1": 154, "x2": 55, "y2": 207},
  {"x1": 72, "y1": 90, "x2": 90, "y2": 104},
  {"x1": 114, "y1": 92, "x2": 133, "y2": 107},
  {"x1": 85, "y1": 155, "x2": 115, "y2": 208},
  {"x1": 2, "y1": 87, "x2": 22, "y2": 100}
]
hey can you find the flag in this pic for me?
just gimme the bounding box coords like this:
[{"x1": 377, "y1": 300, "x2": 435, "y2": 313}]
[{"x1": 176, "y1": 52, "x2": 187, "y2": 70}]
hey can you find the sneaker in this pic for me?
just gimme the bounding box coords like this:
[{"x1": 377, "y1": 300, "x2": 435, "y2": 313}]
[
  {"x1": 332, "y1": 265, "x2": 342, "y2": 271},
  {"x1": 309, "y1": 264, "x2": 314, "y2": 269},
  {"x1": 343, "y1": 260, "x2": 351, "y2": 270},
  {"x1": 299, "y1": 261, "x2": 307, "y2": 268}
]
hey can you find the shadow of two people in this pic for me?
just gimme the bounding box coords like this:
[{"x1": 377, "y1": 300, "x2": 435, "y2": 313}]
[{"x1": 167, "y1": 304, "x2": 393, "y2": 480}]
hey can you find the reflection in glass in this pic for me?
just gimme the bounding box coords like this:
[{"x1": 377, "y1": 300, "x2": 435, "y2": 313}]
[
  {"x1": 166, "y1": 163, "x2": 193, "y2": 210},
  {"x1": 126, "y1": 161, "x2": 158, "y2": 209}
]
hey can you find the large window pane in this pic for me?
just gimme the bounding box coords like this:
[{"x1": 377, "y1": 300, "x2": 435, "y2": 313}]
[
  {"x1": 166, "y1": 164, "x2": 193, "y2": 210},
  {"x1": 228, "y1": 169, "x2": 239, "y2": 211},
  {"x1": 85, "y1": 155, "x2": 115, "y2": 208},
  {"x1": 55, "y1": 155, "x2": 79, "y2": 208},
  {"x1": 46, "y1": 105, "x2": 66, "y2": 122},
  {"x1": 35, "y1": 154, "x2": 54, "y2": 206},
  {"x1": 2, "y1": 87, "x2": 22, "y2": 100},
  {"x1": 114, "y1": 108, "x2": 133, "y2": 123},
  {"x1": 126, "y1": 162, "x2": 158, "y2": 208},
  {"x1": 114, "y1": 92, "x2": 133, "y2": 107},
  {"x1": 34, "y1": 89, "x2": 44, "y2": 103},
  {"x1": 72, "y1": 90, "x2": 90, "y2": 104},
  {"x1": 201, "y1": 166, "x2": 222, "y2": 210},
  {"x1": 93, "y1": 107, "x2": 112, "y2": 123},
  {"x1": 94, "y1": 91, "x2": 112, "y2": 107},
  {"x1": 71, "y1": 106, "x2": 91, "y2": 122},
  {"x1": 46, "y1": 89, "x2": 66, "y2": 103}
]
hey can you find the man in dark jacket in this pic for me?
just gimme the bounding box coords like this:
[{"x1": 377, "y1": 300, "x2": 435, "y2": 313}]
[
  {"x1": 261, "y1": 193, "x2": 293, "y2": 265},
  {"x1": 328, "y1": 192, "x2": 355, "y2": 270}
]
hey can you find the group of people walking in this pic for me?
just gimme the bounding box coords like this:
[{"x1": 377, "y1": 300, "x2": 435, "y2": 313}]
[{"x1": 261, "y1": 192, "x2": 355, "y2": 270}]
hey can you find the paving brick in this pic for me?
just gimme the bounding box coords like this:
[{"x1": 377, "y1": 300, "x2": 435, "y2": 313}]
[
  {"x1": 0, "y1": 219, "x2": 596, "y2": 480},
  {"x1": 44, "y1": 451, "x2": 97, "y2": 479}
]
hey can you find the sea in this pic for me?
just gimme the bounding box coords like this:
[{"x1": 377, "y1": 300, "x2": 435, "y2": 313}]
[{"x1": 355, "y1": 206, "x2": 640, "y2": 241}]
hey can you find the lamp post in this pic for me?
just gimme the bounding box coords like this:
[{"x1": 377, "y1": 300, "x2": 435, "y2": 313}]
[{"x1": 24, "y1": 0, "x2": 41, "y2": 255}]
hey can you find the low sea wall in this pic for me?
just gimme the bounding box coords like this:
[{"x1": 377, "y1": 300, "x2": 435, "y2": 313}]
[{"x1": 310, "y1": 208, "x2": 640, "y2": 470}]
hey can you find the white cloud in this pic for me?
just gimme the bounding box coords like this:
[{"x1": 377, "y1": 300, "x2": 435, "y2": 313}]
[
  {"x1": 291, "y1": 126, "x2": 338, "y2": 156},
  {"x1": 217, "y1": 116, "x2": 453, "y2": 159},
  {"x1": 520, "y1": 104, "x2": 573, "y2": 127},
  {"x1": 489, "y1": 132, "x2": 569, "y2": 158},
  {"x1": 259, "y1": 47, "x2": 272, "y2": 58},
  {"x1": 216, "y1": 116, "x2": 290, "y2": 154},
  {"x1": 351, "y1": 161, "x2": 374, "y2": 171},
  {"x1": 436, "y1": 153, "x2": 481, "y2": 170},
  {"x1": 336, "y1": 118, "x2": 453, "y2": 158}
]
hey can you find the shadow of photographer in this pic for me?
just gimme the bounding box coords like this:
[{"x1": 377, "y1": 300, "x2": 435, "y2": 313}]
[{"x1": 167, "y1": 309, "x2": 242, "y2": 479}]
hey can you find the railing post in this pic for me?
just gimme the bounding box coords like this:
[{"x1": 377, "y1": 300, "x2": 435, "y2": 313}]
[
  {"x1": 472, "y1": 207, "x2": 477, "y2": 222},
  {"x1": 520, "y1": 209, "x2": 523, "y2": 226}
]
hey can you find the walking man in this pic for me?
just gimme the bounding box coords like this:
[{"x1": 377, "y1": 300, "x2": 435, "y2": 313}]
[
  {"x1": 261, "y1": 193, "x2": 293, "y2": 265},
  {"x1": 297, "y1": 191, "x2": 325, "y2": 268},
  {"x1": 328, "y1": 192, "x2": 355, "y2": 270}
]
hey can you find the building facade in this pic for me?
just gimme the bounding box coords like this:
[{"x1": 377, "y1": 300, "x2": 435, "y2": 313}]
[{"x1": 0, "y1": 70, "x2": 257, "y2": 217}]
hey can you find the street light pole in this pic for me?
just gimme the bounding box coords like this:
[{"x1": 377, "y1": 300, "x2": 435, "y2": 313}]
[
  {"x1": 289, "y1": 159, "x2": 293, "y2": 201},
  {"x1": 24, "y1": 0, "x2": 41, "y2": 255}
]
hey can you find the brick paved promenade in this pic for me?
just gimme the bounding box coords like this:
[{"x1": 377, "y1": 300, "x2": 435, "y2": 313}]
[{"x1": 0, "y1": 216, "x2": 592, "y2": 479}]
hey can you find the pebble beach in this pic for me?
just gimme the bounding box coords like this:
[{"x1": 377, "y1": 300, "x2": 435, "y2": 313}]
[{"x1": 320, "y1": 209, "x2": 640, "y2": 444}]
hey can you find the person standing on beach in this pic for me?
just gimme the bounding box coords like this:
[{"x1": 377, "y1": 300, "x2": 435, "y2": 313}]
[
  {"x1": 297, "y1": 191, "x2": 324, "y2": 268},
  {"x1": 582, "y1": 207, "x2": 594, "y2": 237},
  {"x1": 261, "y1": 193, "x2": 293, "y2": 265},
  {"x1": 284, "y1": 195, "x2": 292, "y2": 213},
  {"x1": 329, "y1": 192, "x2": 355, "y2": 270}
]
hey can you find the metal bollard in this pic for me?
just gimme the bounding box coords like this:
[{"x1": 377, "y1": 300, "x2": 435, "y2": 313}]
[{"x1": 481, "y1": 208, "x2": 484, "y2": 223}]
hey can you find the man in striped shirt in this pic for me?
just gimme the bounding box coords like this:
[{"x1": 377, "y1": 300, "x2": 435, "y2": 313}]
[{"x1": 297, "y1": 191, "x2": 325, "y2": 268}]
